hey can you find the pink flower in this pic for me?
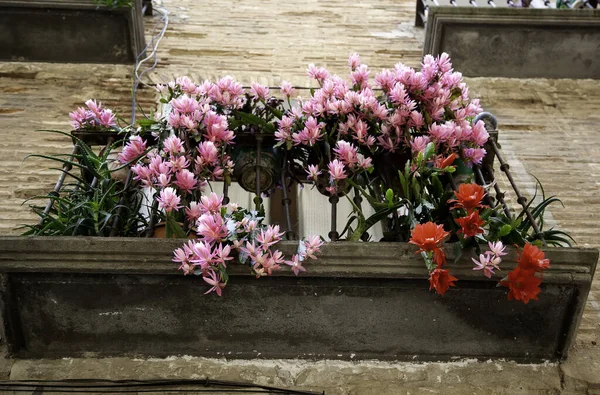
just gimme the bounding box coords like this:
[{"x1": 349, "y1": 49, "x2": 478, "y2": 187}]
[
  {"x1": 213, "y1": 243, "x2": 233, "y2": 267},
  {"x1": 118, "y1": 136, "x2": 147, "y2": 164},
  {"x1": 486, "y1": 241, "x2": 507, "y2": 257},
  {"x1": 348, "y1": 52, "x2": 361, "y2": 71},
  {"x1": 471, "y1": 120, "x2": 489, "y2": 147},
  {"x1": 350, "y1": 64, "x2": 370, "y2": 90},
  {"x1": 250, "y1": 83, "x2": 270, "y2": 100},
  {"x1": 280, "y1": 81, "x2": 295, "y2": 98},
  {"x1": 169, "y1": 156, "x2": 189, "y2": 173},
  {"x1": 196, "y1": 213, "x2": 227, "y2": 244},
  {"x1": 203, "y1": 269, "x2": 226, "y2": 296},
  {"x1": 285, "y1": 254, "x2": 306, "y2": 276},
  {"x1": 185, "y1": 201, "x2": 203, "y2": 223},
  {"x1": 256, "y1": 225, "x2": 285, "y2": 250},
  {"x1": 85, "y1": 99, "x2": 102, "y2": 117},
  {"x1": 190, "y1": 241, "x2": 213, "y2": 268},
  {"x1": 307, "y1": 64, "x2": 330, "y2": 84},
  {"x1": 69, "y1": 107, "x2": 88, "y2": 129},
  {"x1": 293, "y1": 117, "x2": 324, "y2": 146},
  {"x1": 171, "y1": 95, "x2": 199, "y2": 114},
  {"x1": 328, "y1": 159, "x2": 347, "y2": 182},
  {"x1": 302, "y1": 235, "x2": 323, "y2": 260},
  {"x1": 157, "y1": 187, "x2": 181, "y2": 213},
  {"x1": 195, "y1": 141, "x2": 220, "y2": 168},
  {"x1": 98, "y1": 110, "x2": 116, "y2": 128},
  {"x1": 163, "y1": 136, "x2": 184, "y2": 155},
  {"x1": 357, "y1": 155, "x2": 373, "y2": 170},
  {"x1": 410, "y1": 136, "x2": 430, "y2": 154},
  {"x1": 333, "y1": 141, "x2": 359, "y2": 168},
  {"x1": 199, "y1": 192, "x2": 223, "y2": 214},
  {"x1": 472, "y1": 253, "x2": 501, "y2": 278},
  {"x1": 306, "y1": 164, "x2": 322, "y2": 181},
  {"x1": 462, "y1": 147, "x2": 487, "y2": 166},
  {"x1": 375, "y1": 69, "x2": 396, "y2": 93},
  {"x1": 174, "y1": 169, "x2": 197, "y2": 193},
  {"x1": 389, "y1": 83, "x2": 408, "y2": 105}
]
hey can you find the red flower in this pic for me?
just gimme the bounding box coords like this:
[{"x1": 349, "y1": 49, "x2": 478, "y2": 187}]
[
  {"x1": 433, "y1": 153, "x2": 457, "y2": 169},
  {"x1": 455, "y1": 210, "x2": 485, "y2": 237},
  {"x1": 429, "y1": 268, "x2": 458, "y2": 296},
  {"x1": 409, "y1": 222, "x2": 450, "y2": 266},
  {"x1": 448, "y1": 183, "x2": 487, "y2": 213},
  {"x1": 517, "y1": 243, "x2": 550, "y2": 273},
  {"x1": 500, "y1": 267, "x2": 542, "y2": 304}
]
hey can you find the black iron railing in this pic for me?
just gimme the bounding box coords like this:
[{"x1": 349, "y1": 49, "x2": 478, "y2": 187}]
[{"x1": 44, "y1": 112, "x2": 545, "y2": 245}]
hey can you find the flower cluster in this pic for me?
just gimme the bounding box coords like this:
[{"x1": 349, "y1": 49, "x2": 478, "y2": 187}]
[
  {"x1": 69, "y1": 99, "x2": 117, "y2": 131},
  {"x1": 450, "y1": 183, "x2": 487, "y2": 237},
  {"x1": 500, "y1": 243, "x2": 550, "y2": 304},
  {"x1": 172, "y1": 193, "x2": 323, "y2": 295},
  {"x1": 276, "y1": 53, "x2": 487, "y2": 195},
  {"x1": 409, "y1": 183, "x2": 552, "y2": 303},
  {"x1": 408, "y1": 222, "x2": 457, "y2": 296}
]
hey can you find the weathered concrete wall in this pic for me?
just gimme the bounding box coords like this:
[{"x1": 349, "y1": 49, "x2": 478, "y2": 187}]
[
  {"x1": 0, "y1": 0, "x2": 146, "y2": 63},
  {"x1": 424, "y1": 8, "x2": 600, "y2": 78},
  {"x1": 0, "y1": 238, "x2": 597, "y2": 361}
]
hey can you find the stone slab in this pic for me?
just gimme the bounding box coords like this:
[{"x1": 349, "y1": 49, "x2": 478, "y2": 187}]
[{"x1": 423, "y1": 7, "x2": 600, "y2": 79}]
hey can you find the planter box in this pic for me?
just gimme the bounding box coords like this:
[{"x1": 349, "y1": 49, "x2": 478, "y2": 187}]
[
  {"x1": 423, "y1": 7, "x2": 600, "y2": 79},
  {"x1": 0, "y1": 237, "x2": 597, "y2": 362},
  {"x1": 0, "y1": 0, "x2": 146, "y2": 63}
]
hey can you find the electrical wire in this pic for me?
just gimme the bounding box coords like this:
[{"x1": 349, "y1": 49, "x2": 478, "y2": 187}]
[
  {"x1": 0, "y1": 378, "x2": 324, "y2": 395},
  {"x1": 131, "y1": 0, "x2": 169, "y2": 124}
]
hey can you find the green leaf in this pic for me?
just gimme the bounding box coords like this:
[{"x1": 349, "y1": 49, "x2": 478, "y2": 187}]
[
  {"x1": 385, "y1": 189, "x2": 394, "y2": 206},
  {"x1": 423, "y1": 142, "x2": 435, "y2": 162},
  {"x1": 165, "y1": 215, "x2": 187, "y2": 239},
  {"x1": 499, "y1": 224, "x2": 512, "y2": 237}
]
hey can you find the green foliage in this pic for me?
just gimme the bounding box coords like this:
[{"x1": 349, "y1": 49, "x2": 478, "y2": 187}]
[
  {"x1": 487, "y1": 177, "x2": 575, "y2": 247},
  {"x1": 20, "y1": 131, "x2": 148, "y2": 237},
  {"x1": 94, "y1": 0, "x2": 134, "y2": 8}
]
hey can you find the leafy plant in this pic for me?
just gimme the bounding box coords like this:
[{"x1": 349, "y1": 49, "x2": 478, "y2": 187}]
[{"x1": 20, "y1": 131, "x2": 148, "y2": 237}]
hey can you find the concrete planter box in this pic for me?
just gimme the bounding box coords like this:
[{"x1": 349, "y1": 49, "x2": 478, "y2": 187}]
[
  {"x1": 0, "y1": 0, "x2": 146, "y2": 63},
  {"x1": 423, "y1": 7, "x2": 600, "y2": 79},
  {"x1": 0, "y1": 237, "x2": 597, "y2": 362}
]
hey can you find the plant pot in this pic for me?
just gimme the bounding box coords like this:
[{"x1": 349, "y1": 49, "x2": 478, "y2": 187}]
[
  {"x1": 152, "y1": 222, "x2": 197, "y2": 239},
  {"x1": 0, "y1": 237, "x2": 596, "y2": 362}
]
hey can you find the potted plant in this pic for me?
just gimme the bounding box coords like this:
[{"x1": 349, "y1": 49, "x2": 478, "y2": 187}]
[{"x1": 1, "y1": 53, "x2": 596, "y2": 362}]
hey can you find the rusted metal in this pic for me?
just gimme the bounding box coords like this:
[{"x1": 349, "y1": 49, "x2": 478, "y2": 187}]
[
  {"x1": 328, "y1": 196, "x2": 339, "y2": 241},
  {"x1": 280, "y1": 151, "x2": 296, "y2": 240}
]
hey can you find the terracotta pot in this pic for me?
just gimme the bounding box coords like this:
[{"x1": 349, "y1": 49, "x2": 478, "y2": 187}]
[{"x1": 152, "y1": 222, "x2": 197, "y2": 239}]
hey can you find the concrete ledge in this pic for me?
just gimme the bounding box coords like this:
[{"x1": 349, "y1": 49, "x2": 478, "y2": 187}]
[
  {"x1": 0, "y1": 0, "x2": 146, "y2": 63},
  {"x1": 0, "y1": 237, "x2": 597, "y2": 362},
  {"x1": 423, "y1": 7, "x2": 600, "y2": 79}
]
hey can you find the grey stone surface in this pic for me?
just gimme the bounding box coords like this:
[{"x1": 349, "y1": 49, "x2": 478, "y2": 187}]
[
  {"x1": 0, "y1": 0, "x2": 146, "y2": 64},
  {"x1": 0, "y1": 238, "x2": 597, "y2": 361},
  {"x1": 6, "y1": 356, "x2": 563, "y2": 394},
  {"x1": 423, "y1": 8, "x2": 600, "y2": 79}
]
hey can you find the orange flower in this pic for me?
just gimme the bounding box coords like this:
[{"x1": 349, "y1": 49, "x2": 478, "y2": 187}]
[
  {"x1": 429, "y1": 268, "x2": 458, "y2": 296},
  {"x1": 517, "y1": 243, "x2": 550, "y2": 272},
  {"x1": 500, "y1": 267, "x2": 542, "y2": 304},
  {"x1": 455, "y1": 210, "x2": 485, "y2": 237},
  {"x1": 448, "y1": 183, "x2": 487, "y2": 213},
  {"x1": 409, "y1": 222, "x2": 450, "y2": 266}
]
